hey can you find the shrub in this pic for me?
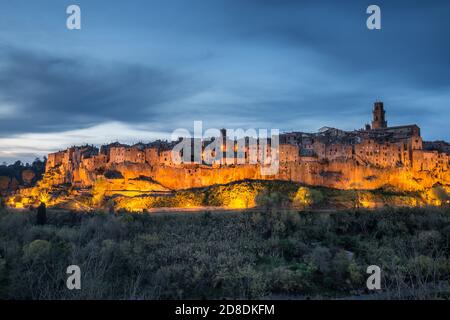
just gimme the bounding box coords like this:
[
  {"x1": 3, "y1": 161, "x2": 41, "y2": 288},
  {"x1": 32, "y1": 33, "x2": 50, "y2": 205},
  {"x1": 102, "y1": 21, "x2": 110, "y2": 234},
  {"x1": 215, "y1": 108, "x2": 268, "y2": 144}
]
[
  {"x1": 22, "y1": 240, "x2": 51, "y2": 263},
  {"x1": 0, "y1": 207, "x2": 449, "y2": 299}
]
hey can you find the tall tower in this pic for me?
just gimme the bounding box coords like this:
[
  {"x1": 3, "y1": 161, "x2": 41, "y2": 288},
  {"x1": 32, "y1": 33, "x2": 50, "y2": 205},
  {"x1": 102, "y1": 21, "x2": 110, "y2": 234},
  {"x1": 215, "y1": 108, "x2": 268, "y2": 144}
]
[
  {"x1": 371, "y1": 101, "x2": 387, "y2": 129},
  {"x1": 220, "y1": 128, "x2": 227, "y2": 161}
]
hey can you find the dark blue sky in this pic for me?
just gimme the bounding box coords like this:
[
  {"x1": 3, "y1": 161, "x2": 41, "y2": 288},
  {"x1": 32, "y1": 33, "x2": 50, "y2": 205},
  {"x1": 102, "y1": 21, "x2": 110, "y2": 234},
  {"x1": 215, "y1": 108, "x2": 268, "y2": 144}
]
[{"x1": 0, "y1": 0, "x2": 449, "y2": 163}]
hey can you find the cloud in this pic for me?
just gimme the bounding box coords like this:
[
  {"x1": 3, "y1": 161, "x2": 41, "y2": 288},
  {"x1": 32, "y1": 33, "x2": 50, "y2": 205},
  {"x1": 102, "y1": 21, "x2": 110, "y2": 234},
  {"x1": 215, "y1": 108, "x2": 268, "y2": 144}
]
[
  {"x1": 0, "y1": 1, "x2": 449, "y2": 164},
  {"x1": 221, "y1": 0, "x2": 450, "y2": 90},
  {"x1": 0, "y1": 45, "x2": 196, "y2": 135}
]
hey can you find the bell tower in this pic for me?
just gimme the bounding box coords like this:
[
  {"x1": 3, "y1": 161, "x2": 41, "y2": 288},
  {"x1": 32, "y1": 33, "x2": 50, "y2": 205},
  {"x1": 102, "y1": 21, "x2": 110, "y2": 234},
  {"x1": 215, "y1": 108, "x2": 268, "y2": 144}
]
[{"x1": 371, "y1": 101, "x2": 387, "y2": 129}]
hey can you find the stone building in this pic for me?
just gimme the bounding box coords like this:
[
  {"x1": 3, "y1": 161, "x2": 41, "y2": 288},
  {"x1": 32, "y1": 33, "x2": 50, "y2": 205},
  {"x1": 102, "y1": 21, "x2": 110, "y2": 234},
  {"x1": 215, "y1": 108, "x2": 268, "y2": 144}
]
[
  {"x1": 145, "y1": 147, "x2": 160, "y2": 167},
  {"x1": 279, "y1": 144, "x2": 300, "y2": 163},
  {"x1": 372, "y1": 101, "x2": 388, "y2": 129},
  {"x1": 43, "y1": 101, "x2": 448, "y2": 180}
]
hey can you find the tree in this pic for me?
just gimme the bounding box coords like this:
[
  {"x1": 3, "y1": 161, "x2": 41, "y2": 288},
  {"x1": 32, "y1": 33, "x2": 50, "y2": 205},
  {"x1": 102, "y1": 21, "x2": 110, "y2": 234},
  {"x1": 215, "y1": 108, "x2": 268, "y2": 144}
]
[
  {"x1": 350, "y1": 189, "x2": 361, "y2": 209},
  {"x1": 256, "y1": 190, "x2": 288, "y2": 211},
  {"x1": 36, "y1": 202, "x2": 47, "y2": 225},
  {"x1": 292, "y1": 187, "x2": 312, "y2": 209},
  {"x1": 92, "y1": 177, "x2": 107, "y2": 206}
]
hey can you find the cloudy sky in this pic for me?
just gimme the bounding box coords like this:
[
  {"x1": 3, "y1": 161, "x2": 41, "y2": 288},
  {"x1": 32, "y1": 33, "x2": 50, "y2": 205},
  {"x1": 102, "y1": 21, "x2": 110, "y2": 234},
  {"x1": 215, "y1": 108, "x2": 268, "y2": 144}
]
[{"x1": 0, "y1": 0, "x2": 449, "y2": 163}]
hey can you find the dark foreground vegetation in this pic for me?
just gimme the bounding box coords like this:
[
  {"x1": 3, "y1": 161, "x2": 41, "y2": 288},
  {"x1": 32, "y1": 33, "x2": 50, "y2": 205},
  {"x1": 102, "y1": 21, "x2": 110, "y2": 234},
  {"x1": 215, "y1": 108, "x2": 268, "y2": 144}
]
[{"x1": 0, "y1": 206, "x2": 449, "y2": 299}]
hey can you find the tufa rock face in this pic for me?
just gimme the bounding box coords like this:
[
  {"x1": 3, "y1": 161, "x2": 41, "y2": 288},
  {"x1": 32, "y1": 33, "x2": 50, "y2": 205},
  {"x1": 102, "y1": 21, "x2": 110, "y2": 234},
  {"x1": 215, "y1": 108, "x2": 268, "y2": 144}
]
[{"x1": 7, "y1": 155, "x2": 449, "y2": 210}]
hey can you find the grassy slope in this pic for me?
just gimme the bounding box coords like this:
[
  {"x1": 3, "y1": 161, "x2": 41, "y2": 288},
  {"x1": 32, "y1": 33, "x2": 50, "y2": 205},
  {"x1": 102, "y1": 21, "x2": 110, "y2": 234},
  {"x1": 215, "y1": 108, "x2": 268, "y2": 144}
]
[{"x1": 111, "y1": 179, "x2": 433, "y2": 212}]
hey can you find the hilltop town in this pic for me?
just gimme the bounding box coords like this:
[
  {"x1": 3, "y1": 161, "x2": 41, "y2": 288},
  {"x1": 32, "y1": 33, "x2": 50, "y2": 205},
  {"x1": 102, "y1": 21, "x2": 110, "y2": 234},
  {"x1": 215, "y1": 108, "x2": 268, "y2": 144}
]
[
  {"x1": 3, "y1": 102, "x2": 450, "y2": 210},
  {"x1": 46, "y1": 102, "x2": 448, "y2": 174}
]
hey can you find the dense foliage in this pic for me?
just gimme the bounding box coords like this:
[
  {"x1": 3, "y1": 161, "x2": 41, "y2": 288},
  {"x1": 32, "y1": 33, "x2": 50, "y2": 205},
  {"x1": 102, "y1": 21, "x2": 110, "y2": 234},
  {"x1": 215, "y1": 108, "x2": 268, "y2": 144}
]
[
  {"x1": 0, "y1": 159, "x2": 46, "y2": 185},
  {"x1": 0, "y1": 206, "x2": 449, "y2": 299}
]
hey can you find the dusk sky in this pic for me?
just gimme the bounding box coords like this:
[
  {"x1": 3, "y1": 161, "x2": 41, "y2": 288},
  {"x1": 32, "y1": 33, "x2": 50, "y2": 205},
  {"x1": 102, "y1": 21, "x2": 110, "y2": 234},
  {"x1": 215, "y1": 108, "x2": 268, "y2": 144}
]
[{"x1": 0, "y1": 0, "x2": 449, "y2": 163}]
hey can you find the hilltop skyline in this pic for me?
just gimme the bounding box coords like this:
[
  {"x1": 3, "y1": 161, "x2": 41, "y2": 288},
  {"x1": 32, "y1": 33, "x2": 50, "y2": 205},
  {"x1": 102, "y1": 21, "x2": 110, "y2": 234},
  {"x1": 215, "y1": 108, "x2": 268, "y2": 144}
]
[{"x1": 1, "y1": 0, "x2": 449, "y2": 163}]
